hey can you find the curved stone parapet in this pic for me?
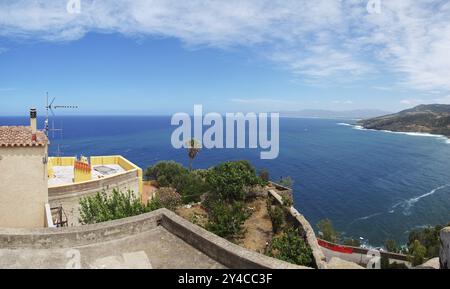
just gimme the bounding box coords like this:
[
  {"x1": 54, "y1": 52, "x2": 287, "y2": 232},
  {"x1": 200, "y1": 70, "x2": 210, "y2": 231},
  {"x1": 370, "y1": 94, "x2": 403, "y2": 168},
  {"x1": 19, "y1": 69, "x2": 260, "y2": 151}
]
[
  {"x1": 268, "y1": 189, "x2": 327, "y2": 269},
  {"x1": 0, "y1": 209, "x2": 306, "y2": 269}
]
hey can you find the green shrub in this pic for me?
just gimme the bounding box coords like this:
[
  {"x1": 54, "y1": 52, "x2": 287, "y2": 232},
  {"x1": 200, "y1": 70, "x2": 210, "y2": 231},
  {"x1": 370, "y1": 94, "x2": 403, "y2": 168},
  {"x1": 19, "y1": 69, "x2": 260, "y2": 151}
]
[
  {"x1": 205, "y1": 201, "x2": 251, "y2": 240},
  {"x1": 267, "y1": 200, "x2": 285, "y2": 234},
  {"x1": 206, "y1": 160, "x2": 264, "y2": 202},
  {"x1": 173, "y1": 171, "x2": 208, "y2": 204},
  {"x1": 154, "y1": 187, "x2": 182, "y2": 211},
  {"x1": 145, "y1": 161, "x2": 188, "y2": 187},
  {"x1": 317, "y1": 219, "x2": 339, "y2": 243},
  {"x1": 266, "y1": 227, "x2": 314, "y2": 267},
  {"x1": 407, "y1": 224, "x2": 446, "y2": 259},
  {"x1": 147, "y1": 196, "x2": 163, "y2": 211},
  {"x1": 385, "y1": 239, "x2": 399, "y2": 253},
  {"x1": 146, "y1": 161, "x2": 208, "y2": 204},
  {"x1": 279, "y1": 176, "x2": 294, "y2": 188},
  {"x1": 79, "y1": 189, "x2": 150, "y2": 224},
  {"x1": 281, "y1": 195, "x2": 293, "y2": 207},
  {"x1": 258, "y1": 169, "x2": 270, "y2": 184}
]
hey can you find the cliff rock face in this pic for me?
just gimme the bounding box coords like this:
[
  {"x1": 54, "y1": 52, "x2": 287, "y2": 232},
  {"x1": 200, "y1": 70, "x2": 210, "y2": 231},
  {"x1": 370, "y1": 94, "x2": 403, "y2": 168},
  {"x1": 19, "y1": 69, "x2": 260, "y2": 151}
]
[
  {"x1": 358, "y1": 104, "x2": 450, "y2": 137},
  {"x1": 440, "y1": 227, "x2": 450, "y2": 269}
]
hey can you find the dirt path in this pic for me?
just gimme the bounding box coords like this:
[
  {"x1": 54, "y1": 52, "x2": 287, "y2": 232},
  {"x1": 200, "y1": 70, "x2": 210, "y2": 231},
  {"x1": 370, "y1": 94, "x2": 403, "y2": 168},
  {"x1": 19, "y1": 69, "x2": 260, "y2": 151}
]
[
  {"x1": 174, "y1": 197, "x2": 274, "y2": 254},
  {"x1": 176, "y1": 204, "x2": 208, "y2": 227},
  {"x1": 239, "y1": 198, "x2": 273, "y2": 253},
  {"x1": 142, "y1": 181, "x2": 157, "y2": 203}
]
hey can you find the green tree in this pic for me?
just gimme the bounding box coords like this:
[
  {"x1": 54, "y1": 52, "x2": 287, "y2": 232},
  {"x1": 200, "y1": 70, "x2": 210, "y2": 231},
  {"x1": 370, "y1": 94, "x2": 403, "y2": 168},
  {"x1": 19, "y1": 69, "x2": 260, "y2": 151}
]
[
  {"x1": 317, "y1": 219, "x2": 339, "y2": 243},
  {"x1": 173, "y1": 170, "x2": 208, "y2": 204},
  {"x1": 408, "y1": 225, "x2": 444, "y2": 259},
  {"x1": 206, "y1": 160, "x2": 263, "y2": 202},
  {"x1": 266, "y1": 227, "x2": 314, "y2": 267},
  {"x1": 408, "y1": 239, "x2": 427, "y2": 267},
  {"x1": 145, "y1": 161, "x2": 188, "y2": 187},
  {"x1": 79, "y1": 189, "x2": 153, "y2": 224},
  {"x1": 279, "y1": 176, "x2": 293, "y2": 188},
  {"x1": 186, "y1": 139, "x2": 201, "y2": 171},
  {"x1": 145, "y1": 161, "x2": 208, "y2": 204},
  {"x1": 385, "y1": 239, "x2": 399, "y2": 253}
]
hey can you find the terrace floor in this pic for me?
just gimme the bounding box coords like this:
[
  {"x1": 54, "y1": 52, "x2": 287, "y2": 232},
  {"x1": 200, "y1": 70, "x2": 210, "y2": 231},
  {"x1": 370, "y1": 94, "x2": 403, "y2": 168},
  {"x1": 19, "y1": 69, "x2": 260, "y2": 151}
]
[
  {"x1": 48, "y1": 164, "x2": 126, "y2": 186},
  {"x1": 0, "y1": 226, "x2": 226, "y2": 269}
]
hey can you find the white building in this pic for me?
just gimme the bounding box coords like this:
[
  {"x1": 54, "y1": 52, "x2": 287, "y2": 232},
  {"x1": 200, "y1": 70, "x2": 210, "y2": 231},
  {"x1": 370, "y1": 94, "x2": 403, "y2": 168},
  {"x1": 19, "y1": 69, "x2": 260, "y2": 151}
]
[{"x1": 0, "y1": 109, "x2": 49, "y2": 228}]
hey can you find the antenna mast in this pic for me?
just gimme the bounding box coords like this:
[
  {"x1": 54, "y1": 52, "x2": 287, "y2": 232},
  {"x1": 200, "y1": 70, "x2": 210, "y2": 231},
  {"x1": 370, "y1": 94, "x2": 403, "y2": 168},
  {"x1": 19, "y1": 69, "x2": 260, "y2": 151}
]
[{"x1": 44, "y1": 92, "x2": 78, "y2": 156}]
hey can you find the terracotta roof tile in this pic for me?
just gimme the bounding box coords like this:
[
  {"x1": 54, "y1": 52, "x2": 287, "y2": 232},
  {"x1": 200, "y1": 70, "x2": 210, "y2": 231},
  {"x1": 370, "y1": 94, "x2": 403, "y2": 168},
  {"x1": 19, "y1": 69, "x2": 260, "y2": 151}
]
[{"x1": 0, "y1": 126, "x2": 48, "y2": 147}]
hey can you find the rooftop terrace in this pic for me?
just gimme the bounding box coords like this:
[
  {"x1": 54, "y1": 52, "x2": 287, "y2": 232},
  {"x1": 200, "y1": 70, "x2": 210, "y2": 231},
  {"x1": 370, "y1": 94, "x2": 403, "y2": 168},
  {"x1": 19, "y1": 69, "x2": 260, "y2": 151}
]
[
  {"x1": 47, "y1": 156, "x2": 143, "y2": 193},
  {"x1": 48, "y1": 164, "x2": 126, "y2": 186}
]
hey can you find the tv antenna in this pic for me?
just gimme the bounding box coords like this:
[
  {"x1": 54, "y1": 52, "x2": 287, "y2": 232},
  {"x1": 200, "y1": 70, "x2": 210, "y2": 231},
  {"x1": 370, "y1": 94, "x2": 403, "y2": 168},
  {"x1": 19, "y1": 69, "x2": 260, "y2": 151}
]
[{"x1": 44, "y1": 92, "x2": 78, "y2": 156}]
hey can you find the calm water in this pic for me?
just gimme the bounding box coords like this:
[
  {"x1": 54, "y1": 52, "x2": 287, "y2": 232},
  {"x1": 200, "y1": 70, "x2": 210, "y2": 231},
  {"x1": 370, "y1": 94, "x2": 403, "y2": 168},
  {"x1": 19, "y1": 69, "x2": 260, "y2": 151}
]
[{"x1": 2, "y1": 116, "x2": 450, "y2": 246}]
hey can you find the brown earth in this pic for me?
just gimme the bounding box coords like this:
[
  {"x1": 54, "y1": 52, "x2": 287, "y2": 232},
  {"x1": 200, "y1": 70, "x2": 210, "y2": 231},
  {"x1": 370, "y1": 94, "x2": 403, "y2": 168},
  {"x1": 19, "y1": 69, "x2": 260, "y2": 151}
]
[
  {"x1": 175, "y1": 197, "x2": 273, "y2": 254},
  {"x1": 176, "y1": 204, "x2": 208, "y2": 228},
  {"x1": 142, "y1": 181, "x2": 157, "y2": 204},
  {"x1": 238, "y1": 198, "x2": 273, "y2": 253}
]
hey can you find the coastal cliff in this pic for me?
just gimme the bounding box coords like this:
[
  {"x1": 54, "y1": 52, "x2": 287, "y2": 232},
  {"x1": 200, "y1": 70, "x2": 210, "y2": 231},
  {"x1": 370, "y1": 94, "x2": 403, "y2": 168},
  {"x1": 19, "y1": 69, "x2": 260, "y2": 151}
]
[{"x1": 358, "y1": 104, "x2": 450, "y2": 137}]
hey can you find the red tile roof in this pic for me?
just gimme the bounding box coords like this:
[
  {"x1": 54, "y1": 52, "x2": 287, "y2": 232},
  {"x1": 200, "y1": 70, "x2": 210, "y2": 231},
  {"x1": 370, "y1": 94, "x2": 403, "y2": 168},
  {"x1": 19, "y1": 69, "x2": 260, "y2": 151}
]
[{"x1": 0, "y1": 126, "x2": 48, "y2": 147}]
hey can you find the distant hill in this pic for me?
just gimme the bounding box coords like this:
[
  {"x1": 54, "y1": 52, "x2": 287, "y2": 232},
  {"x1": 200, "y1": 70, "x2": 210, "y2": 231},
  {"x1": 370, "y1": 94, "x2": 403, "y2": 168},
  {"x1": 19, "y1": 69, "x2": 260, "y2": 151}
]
[
  {"x1": 358, "y1": 104, "x2": 450, "y2": 137},
  {"x1": 280, "y1": 109, "x2": 390, "y2": 120}
]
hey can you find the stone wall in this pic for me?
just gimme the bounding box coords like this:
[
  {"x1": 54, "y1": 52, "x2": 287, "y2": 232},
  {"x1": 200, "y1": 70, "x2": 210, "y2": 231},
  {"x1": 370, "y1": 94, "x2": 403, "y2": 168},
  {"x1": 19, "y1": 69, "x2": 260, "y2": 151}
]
[
  {"x1": 161, "y1": 210, "x2": 305, "y2": 269},
  {"x1": 48, "y1": 170, "x2": 140, "y2": 226},
  {"x1": 0, "y1": 208, "x2": 306, "y2": 269},
  {"x1": 268, "y1": 189, "x2": 327, "y2": 269}
]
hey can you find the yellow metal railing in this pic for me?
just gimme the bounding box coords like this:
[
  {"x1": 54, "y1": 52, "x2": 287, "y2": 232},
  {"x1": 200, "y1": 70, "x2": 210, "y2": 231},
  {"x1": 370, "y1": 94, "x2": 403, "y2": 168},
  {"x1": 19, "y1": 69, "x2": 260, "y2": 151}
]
[
  {"x1": 88, "y1": 155, "x2": 143, "y2": 195},
  {"x1": 48, "y1": 157, "x2": 76, "y2": 179}
]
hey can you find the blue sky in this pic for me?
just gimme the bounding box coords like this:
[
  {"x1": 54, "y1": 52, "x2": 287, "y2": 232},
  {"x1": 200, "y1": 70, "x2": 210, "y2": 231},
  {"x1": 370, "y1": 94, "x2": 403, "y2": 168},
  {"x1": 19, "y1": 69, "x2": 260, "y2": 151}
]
[{"x1": 1, "y1": 0, "x2": 450, "y2": 115}]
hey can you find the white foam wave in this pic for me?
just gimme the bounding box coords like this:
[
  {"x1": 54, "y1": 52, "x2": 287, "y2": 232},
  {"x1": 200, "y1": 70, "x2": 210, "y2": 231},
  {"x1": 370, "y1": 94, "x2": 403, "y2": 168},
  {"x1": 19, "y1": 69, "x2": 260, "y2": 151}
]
[
  {"x1": 346, "y1": 125, "x2": 450, "y2": 144},
  {"x1": 350, "y1": 212, "x2": 384, "y2": 224},
  {"x1": 337, "y1": 123, "x2": 353, "y2": 127},
  {"x1": 391, "y1": 184, "x2": 450, "y2": 216}
]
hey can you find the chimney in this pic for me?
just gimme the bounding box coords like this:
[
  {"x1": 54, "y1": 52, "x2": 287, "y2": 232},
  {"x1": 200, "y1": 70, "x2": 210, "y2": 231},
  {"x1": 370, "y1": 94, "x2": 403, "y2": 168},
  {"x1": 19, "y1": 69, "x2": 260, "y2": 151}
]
[{"x1": 30, "y1": 108, "x2": 37, "y2": 141}]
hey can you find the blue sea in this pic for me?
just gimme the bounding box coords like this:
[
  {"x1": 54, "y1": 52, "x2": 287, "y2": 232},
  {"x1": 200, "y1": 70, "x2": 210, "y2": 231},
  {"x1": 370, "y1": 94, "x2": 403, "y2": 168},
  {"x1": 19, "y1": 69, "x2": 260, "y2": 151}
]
[{"x1": 2, "y1": 115, "x2": 450, "y2": 246}]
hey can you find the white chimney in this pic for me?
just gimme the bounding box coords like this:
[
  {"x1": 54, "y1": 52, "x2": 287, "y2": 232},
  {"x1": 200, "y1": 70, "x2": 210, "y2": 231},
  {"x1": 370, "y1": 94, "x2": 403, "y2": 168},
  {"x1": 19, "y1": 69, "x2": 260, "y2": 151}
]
[{"x1": 30, "y1": 108, "x2": 37, "y2": 141}]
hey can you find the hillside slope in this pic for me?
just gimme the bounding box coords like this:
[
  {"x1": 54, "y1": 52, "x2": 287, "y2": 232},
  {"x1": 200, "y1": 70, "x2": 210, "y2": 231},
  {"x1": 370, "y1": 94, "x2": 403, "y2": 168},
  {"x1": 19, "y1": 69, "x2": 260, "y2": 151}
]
[{"x1": 358, "y1": 104, "x2": 450, "y2": 137}]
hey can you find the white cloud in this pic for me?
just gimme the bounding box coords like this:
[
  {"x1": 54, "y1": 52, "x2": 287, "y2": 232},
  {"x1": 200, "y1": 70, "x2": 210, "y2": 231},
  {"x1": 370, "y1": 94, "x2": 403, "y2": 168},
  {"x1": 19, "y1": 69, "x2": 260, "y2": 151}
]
[
  {"x1": 332, "y1": 100, "x2": 354, "y2": 104},
  {"x1": 401, "y1": 94, "x2": 450, "y2": 105},
  {"x1": 229, "y1": 98, "x2": 303, "y2": 111},
  {"x1": 230, "y1": 98, "x2": 299, "y2": 104},
  {"x1": 400, "y1": 99, "x2": 425, "y2": 105},
  {"x1": 433, "y1": 95, "x2": 450, "y2": 104},
  {"x1": 0, "y1": 0, "x2": 450, "y2": 93}
]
